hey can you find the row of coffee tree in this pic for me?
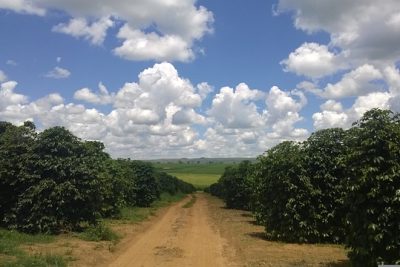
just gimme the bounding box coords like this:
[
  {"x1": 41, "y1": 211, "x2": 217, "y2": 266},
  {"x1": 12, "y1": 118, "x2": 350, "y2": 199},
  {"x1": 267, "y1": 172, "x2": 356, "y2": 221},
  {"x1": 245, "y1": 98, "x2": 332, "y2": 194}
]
[
  {"x1": 206, "y1": 109, "x2": 400, "y2": 267},
  {"x1": 0, "y1": 121, "x2": 195, "y2": 234}
]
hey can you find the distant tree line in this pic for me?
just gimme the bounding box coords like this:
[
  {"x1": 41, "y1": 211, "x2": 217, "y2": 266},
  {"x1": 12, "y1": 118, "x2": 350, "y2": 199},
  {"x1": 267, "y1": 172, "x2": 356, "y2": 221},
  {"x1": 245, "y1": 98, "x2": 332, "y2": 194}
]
[
  {"x1": 0, "y1": 122, "x2": 195, "y2": 234},
  {"x1": 206, "y1": 109, "x2": 400, "y2": 267}
]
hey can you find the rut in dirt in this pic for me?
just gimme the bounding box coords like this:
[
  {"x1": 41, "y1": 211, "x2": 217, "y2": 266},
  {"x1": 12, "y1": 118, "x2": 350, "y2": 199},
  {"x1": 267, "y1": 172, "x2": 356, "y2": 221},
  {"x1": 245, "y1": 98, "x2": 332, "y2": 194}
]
[{"x1": 107, "y1": 193, "x2": 231, "y2": 267}]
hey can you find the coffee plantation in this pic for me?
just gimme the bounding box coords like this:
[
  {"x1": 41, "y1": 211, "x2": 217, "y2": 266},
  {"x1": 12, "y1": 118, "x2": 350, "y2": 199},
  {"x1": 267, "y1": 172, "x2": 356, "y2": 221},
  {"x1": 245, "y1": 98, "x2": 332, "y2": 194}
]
[{"x1": 207, "y1": 108, "x2": 400, "y2": 267}]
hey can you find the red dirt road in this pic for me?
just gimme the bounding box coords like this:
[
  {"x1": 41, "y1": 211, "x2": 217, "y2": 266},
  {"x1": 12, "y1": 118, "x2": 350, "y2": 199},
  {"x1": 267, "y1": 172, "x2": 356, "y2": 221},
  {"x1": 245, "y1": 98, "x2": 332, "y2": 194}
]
[{"x1": 107, "y1": 193, "x2": 232, "y2": 267}]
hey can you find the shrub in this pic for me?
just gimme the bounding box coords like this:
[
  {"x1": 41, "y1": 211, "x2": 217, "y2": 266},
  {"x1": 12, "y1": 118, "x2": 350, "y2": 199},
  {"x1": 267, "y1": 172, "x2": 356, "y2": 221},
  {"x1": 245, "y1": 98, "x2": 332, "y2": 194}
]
[
  {"x1": 3, "y1": 127, "x2": 106, "y2": 233},
  {"x1": 300, "y1": 128, "x2": 348, "y2": 243},
  {"x1": 343, "y1": 109, "x2": 400, "y2": 266},
  {"x1": 253, "y1": 141, "x2": 316, "y2": 243},
  {"x1": 218, "y1": 161, "x2": 253, "y2": 210},
  {"x1": 79, "y1": 223, "x2": 119, "y2": 242}
]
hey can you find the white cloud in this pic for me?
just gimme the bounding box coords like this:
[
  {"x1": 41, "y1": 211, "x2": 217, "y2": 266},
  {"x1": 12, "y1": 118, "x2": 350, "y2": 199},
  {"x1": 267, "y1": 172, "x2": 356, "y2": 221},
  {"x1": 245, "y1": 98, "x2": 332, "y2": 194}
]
[
  {"x1": 200, "y1": 84, "x2": 309, "y2": 157},
  {"x1": 281, "y1": 43, "x2": 345, "y2": 78},
  {"x1": 264, "y1": 86, "x2": 307, "y2": 137},
  {"x1": 0, "y1": 0, "x2": 45, "y2": 15},
  {"x1": 313, "y1": 92, "x2": 391, "y2": 130},
  {"x1": 56, "y1": 57, "x2": 62, "y2": 63},
  {"x1": 0, "y1": 70, "x2": 7, "y2": 82},
  {"x1": 278, "y1": 0, "x2": 400, "y2": 67},
  {"x1": 5, "y1": 0, "x2": 213, "y2": 62},
  {"x1": 52, "y1": 17, "x2": 114, "y2": 45},
  {"x1": 114, "y1": 62, "x2": 202, "y2": 125},
  {"x1": 0, "y1": 81, "x2": 27, "y2": 110},
  {"x1": 196, "y1": 82, "x2": 213, "y2": 100},
  {"x1": 0, "y1": 61, "x2": 312, "y2": 158},
  {"x1": 322, "y1": 64, "x2": 383, "y2": 99},
  {"x1": 45, "y1": 66, "x2": 71, "y2": 79},
  {"x1": 113, "y1": 25, "x2": 194, "y2": 61},
  {"x1": 74, "y1": 82, "x2": 114, "y2": 105},
  {"x1": 208, "y1": 83, "x2": 265, "y2": 129},
  {"x1": 383, "y1": 66, "x2": 400, "y2": 112}
]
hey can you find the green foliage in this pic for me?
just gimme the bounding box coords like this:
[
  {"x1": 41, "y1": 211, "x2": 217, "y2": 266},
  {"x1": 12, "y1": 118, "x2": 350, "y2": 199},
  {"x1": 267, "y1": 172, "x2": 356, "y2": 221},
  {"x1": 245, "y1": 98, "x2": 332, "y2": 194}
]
[
  {"x1": 300, "y1": 128, "x2": 348, "y2": 243},
  {"x1": 156, "y1": 172, "x2": 196, "y2": 195},
  {"x1": 0, "y1": 228, "x2": 54, "y2": 255},
  {"x1": 252, "y1": 141, "x2": 316, "y2": 242},
  {"x1": 209, "y1": 161, "x2": 253, "y2": 210},
  {"x1": 6, "y1": 127, "x2": 106, "y2": 233},
  {"x1": 0, "y1": 122, "x2": 37, "y2": 229},
  {"x1": 79, "y1": 223, "x2": 119, "y2": 242},
  {"x1": 0, "y1": 254, "x2": 67, "y2": 267},
  {"x1": 0, "y1": 121, "x2": 195, "y2": 235},
  {"x1": 0, "y1": 228, "x2": 66, "y2": 267},
  {"x1": 209, "y1": 108, "x2": 400, "y2": 266},
  {"x1": 343, "y1": 109, "x2": 400, "y2": 266}
]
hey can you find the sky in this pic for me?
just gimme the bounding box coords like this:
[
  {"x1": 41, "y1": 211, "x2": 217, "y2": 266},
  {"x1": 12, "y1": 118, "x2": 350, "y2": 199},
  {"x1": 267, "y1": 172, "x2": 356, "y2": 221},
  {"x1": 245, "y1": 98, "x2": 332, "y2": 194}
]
[{"x1": 0, "y1": 0, "x2": 400, "y2": 159}]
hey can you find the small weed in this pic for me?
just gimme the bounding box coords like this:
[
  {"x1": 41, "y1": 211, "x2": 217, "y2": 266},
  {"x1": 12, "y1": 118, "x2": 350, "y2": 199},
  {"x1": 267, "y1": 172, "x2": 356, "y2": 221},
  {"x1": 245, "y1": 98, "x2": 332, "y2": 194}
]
[
  {"x1": 79, "y1": 223, "x2": 119, "y2": 242},
  {"x1": 116, "y1": 193, "x2": 187, "y2": 223},
  {"x1": 182, "y1": 194, "x2": 197, "y2": 208},
  {"x1": 1, "y1": 253, "x2": 67, "y2": 267},
  {"x1": 0, "y1": 228, "x2": 67, "y2": 267}
]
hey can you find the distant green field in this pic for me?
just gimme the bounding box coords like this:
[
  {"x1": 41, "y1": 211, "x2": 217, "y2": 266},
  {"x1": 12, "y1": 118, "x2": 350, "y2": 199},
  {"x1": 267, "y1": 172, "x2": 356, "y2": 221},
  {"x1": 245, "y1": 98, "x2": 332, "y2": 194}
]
[{"x1": 154, "y1": 162, "x2": 231, "y2": 188}]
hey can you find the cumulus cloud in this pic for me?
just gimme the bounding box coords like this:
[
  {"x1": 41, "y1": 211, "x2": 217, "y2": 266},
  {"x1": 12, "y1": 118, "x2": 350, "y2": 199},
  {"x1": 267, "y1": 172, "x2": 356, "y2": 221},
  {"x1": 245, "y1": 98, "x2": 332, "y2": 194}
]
[
  {"x1": 278, "y1": 0, "x2": 400, "y2": 67},
  {"x1": 0, "y1": 81, "x2": 27, "y2": 110},
  {"x1": 0, "y1": 70, "x2": 7, "y2": 82},
  {"x1": 384, "y1": 66, "x2": 400, "y2": 112},
  {"x1": 208, "y1": 83, "x2": 265, "y2": 129},
  {"x1": 279, "y1": 0, "x2": 400, "y2": 107},
  {"x1": 322, "y1": 64, "x2": 383, "y2": 99},
  {"x1": 200, "y1": 84, "x2": 309, "y2": 157},
  {"x1": 113, "y1": 25, "x2": 194, "y2": 62},
  {"x1": 74, "y1": 82, "x2": 114, "y2": 105},
  {"x1": 53, "y1": 17, "x2": 114, "y2": 45},
  {"x1": 313, "y1": 92, "x2": 391, "y2": 130},
  {"x1": 0, "y1": 66, "x2": 312, "y2": 158},
  {"x1": 196, "y1": 82, "x2": 213, "y2": 100},
  {"x1": 281, "y1": 42, "x2": 345, "y2": 78},
  {"x1": 0, "y1": 0, "x2": 45, "y2": 15},
  {"x1": 114, "y1": 62, "x2": 202, "y2": 126},
  {"x1": 264, "y1": 86, "x2": 307, "y2": 137},
  {"x1": 45, "y1": 66, "x2": 71, "y2": 79},
  {"x1": 1, "y1": 0, "x2": 214, "y2": 62}
]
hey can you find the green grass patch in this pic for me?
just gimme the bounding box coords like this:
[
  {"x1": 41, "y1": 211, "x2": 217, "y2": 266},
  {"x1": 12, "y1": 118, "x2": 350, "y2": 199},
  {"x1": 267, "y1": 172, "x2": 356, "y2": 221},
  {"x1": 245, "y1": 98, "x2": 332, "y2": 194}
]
[
  {"x1": 0, "y1": 228, "x2": 67, "y2": 267},
  {"x1": 169, "y1": 173, "x2": 221, "y2": 189},
  {"x1": 1, "y1": 253, "x2": 67, "y2": 267},
  {"x1": 79, "y1": 223, "x2": 119, "y2": 242},
  {"x1": 154, "y1": 162, "x2": 229, "y2": 188},
  {"x1": 115, "y1": 192, "x2": 187, "y2": 223},
  {"x1": 182, "y1": 194, "x2": 197, "y2": 208},
  {"x1": 154, "y1": 162, "x2": 230, "y2": 175}
]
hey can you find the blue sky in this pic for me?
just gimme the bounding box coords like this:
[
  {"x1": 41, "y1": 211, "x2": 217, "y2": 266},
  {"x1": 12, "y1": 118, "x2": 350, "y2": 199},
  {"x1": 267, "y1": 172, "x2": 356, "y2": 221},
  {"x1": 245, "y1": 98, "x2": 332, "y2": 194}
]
[{"x1": 0, "y1": 0, "x2": 399, "y2": 159}]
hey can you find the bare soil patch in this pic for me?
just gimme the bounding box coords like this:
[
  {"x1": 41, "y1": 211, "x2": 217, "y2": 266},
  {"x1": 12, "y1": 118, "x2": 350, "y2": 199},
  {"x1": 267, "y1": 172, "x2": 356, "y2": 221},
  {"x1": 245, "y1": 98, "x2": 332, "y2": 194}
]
[{"x1": 206, "y1": 194, "x2": 350, "y2": 267}]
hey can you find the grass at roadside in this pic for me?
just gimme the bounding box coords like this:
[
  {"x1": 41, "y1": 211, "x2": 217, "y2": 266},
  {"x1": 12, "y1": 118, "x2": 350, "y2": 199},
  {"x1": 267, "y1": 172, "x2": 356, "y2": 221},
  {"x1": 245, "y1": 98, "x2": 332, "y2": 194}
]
[
  {"x1": 182, "y1": 194, "x2": 197, "y2": 208},
  {"x1": 0, "y1": 192, "x2": 188, "y2": 266},
  {"x1": 108, "y1": 192, "x2": 187, "y2": 224},
  {"x1": 0, "y1": 228, "x2": 67, "y2": 267}
]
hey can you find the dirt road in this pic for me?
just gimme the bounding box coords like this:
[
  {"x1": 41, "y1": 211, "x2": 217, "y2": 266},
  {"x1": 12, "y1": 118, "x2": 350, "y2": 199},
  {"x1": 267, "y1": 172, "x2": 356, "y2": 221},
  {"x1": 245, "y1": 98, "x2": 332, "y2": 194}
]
[{"x1": 107, "y1": 193, "x2": 232, "y2": 267}]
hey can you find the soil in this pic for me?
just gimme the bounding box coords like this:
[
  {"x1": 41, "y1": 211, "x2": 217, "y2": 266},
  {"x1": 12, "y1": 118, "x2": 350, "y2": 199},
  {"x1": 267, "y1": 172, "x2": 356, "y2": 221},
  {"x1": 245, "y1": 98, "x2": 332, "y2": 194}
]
[
  {"x1": 105, "y1": 193, "x2": 230, "y2": 267},
  {"x1": 22, "y1": 193, "x2": 350, "y2": 267},
  {"x1": 206, "y1": 194, "x2": 350, "y2": 267}
]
